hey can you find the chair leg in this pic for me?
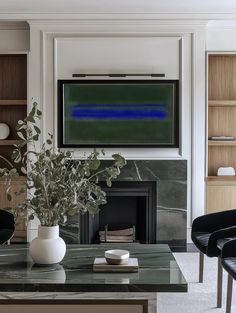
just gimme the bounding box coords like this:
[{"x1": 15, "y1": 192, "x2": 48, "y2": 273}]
[
  {"x1": 199, "y1": 252, "x2": 204, "y2": 283},
  {"x1": 226, "y1": 274, "x2": 233, "y2": 313},
  {"x1": 217, "y1": 257, "x2": 223, "y2": 308}
]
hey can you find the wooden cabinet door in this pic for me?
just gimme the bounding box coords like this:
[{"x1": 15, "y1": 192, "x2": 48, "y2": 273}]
[{"x1": 206, "y1": 182, "x2": 236, "y2": 213}]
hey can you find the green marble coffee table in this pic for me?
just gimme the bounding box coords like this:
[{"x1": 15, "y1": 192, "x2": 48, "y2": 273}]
[{"x1": 0, "y1": 244, "x2": 187, "y2": 312}]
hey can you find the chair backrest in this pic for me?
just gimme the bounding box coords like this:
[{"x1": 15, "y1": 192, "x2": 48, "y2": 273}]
[{"x1": 0, "y1": 209, "x2": 15, "y2": 230}]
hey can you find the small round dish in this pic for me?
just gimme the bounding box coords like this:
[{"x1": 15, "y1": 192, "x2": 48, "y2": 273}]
[{"x1": 105, "y1": 249, "x2": 130, "y2": 265}]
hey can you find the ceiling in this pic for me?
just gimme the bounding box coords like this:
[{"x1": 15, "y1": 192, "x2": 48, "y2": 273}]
[{"x1": 0, "y1": 0, "x2": 236, "y2": 14}]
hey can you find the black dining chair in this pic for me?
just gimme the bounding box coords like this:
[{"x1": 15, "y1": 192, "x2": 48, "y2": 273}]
[
  {"x1": 221, "y1": 238, "x2": 236, "y2": 313},
  {"x1": 191, "y1": 209, "x2": 236, "y2": 308},
  {"x1": 0, "y1": 209, "x2": 15, "y2": 245}
]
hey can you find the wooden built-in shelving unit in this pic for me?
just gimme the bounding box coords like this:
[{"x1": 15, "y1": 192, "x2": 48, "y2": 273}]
[
  {"x1": 206, "y1": 54, "x2": 236, "y2": 213},
  {"x1": 0, "y1": 54, "x2": 27, "y2": 242}
]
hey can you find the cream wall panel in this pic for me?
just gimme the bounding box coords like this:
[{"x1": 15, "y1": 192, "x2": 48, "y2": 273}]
[
  {"x1": 1, "y1": 0, "x2": 236, "y2": 16},
  {"x1": 207, "y1": 22, "x2": 236, "y2": 51},
  {"x1": 0, "y1": 30, "x2": 29, "y2": 52},
  {"x1": 27, "y1": 21, "x2": 206, "y2": 242},
  {"x1": 207, "y1": 29, "x2": 236, "y2": 51},
  {"x1": 56, "y1": 37, "x2": 180, "y2": 79}
]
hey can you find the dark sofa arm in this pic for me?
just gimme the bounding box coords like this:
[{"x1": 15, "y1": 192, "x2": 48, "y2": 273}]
[
  {"x1": 192, "y1": 209, "x2": 236, "y2": 234},
  {"x1": 207, "y1": 226, "x2": 236, "y2": 257},
  {"x1": 221, "y1": 238, "x2": 236, "y2": 258}
]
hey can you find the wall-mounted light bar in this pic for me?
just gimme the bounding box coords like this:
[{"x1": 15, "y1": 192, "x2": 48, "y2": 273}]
[{"x1": 72, "y1": 73, "x2": 165, "y2": 78}]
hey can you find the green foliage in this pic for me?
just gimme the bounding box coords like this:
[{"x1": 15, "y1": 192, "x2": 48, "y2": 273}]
[{"x1": 0, "y1": 102, "x2": 126, "y2": 226}]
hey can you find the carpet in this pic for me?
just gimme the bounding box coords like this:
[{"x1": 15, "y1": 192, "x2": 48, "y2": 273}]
[{"x1": 157, "y1": 252, "x2": 236, "y2": 313}]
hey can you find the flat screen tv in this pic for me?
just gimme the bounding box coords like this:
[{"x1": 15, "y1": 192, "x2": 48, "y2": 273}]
[{"x1": 58, "y1": 80, "x2": 179, "y2": 147}]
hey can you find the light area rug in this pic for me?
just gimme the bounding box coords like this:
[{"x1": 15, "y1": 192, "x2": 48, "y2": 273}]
[{"x1": 157, "y1": 252, "x2": 236, "y2": 313}]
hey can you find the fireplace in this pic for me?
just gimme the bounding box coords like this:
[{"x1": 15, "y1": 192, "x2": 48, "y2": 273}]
[
  {"x1": 79, "y1": 181, "x2": 156, "y2": 244},
  {"x1": 60, "y1": 160, "x2": 187, "y2": 249}
]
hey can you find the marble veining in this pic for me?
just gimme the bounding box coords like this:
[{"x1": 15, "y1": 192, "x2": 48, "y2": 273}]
[{"x1": 0, "y1": 244, "x2": 187, "y2": 293}]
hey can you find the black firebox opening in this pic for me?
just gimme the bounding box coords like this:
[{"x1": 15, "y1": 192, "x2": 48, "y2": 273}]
[{"x1": 79, "y1": 181, "x2": 157, "y2": 244}]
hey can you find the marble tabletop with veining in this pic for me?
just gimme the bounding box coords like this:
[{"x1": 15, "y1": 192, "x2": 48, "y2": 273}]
[{"x1": 0, "y1": 244, "x2": 187, "y2": 293}]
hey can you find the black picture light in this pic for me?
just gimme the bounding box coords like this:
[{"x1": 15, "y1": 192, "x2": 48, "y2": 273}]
[{"x1": 72, "y1": 73, "x2": 165, "y2": 78}]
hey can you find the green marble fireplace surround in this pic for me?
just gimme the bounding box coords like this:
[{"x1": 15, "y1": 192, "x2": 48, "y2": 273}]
[{"x1": 60, "y1": 160, "x2": 187, "y2": 248}]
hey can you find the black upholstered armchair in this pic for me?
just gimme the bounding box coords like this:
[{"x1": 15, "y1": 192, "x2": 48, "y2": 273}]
[
  {"x1": 191, "y1": 209, "x2": 236, "y2": 308},
  {"x1": 221, "y1": 239, "x2": 236, "y2": 313},
  {"x1": 0, "y1": 209, "x2": 15, "y2": 245}
]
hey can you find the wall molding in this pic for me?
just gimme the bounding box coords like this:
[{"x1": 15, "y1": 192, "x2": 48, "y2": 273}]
[
  {"x1": 27, "y1": 22, "x2": 206, "y2": 242},
  {"x1": 207, "y1": 20, "x2": 236, "y2": 30},
  {"x1": 27, "y1": 19, "x2": 208, "y2": 28},
  {"x1": 1, "y1": 12, "x2": 236, "y2": 21}
]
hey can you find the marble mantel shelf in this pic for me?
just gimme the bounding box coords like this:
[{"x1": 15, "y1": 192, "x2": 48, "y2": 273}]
[{"x1": 0, "y1": 244, "x2": 187, "y2": 293}]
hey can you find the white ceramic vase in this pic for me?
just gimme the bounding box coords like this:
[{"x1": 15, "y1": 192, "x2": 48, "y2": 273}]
[{"x1": 29, "y1": 225, "x2": 66, "y2": 265}]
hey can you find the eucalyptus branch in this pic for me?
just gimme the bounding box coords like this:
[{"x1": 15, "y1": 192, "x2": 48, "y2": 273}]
[
  {"x1": 0, "y1": 155, "x2": 14, "y2": 169},
  {"x1": 41, "y1": 176, "x2": 50, "y2": 210},
  {"x1": 88, "y1": 168, "x2": 111, "y2": 181},
  {"x1": 0, "y1": 102, "x2": 126, "y2": 226}
]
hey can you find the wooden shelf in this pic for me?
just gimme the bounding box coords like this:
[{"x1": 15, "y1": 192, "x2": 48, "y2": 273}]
[
  {"x1": 206, "y1": 176, "x2": 236, "y2": 187},
  {"x1": 0, "y1": 140, "x2": 21, "y2": 146},
  {"x1": 0, "y1": 99, "x2": 27, "y2": 106},
  {"x1": 206, "y1": 176, "x2": 236, "y2": 181},
  {"x1": 209, "y1": 100, "x2": 236, "y2": 106},
  {"x1": 208, "y1": 140, "x2": 236, "y2": 146}
]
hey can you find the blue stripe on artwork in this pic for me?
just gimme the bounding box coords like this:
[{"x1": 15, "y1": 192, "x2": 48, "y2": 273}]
[{"x1": 70, "y1": 104, "x2": 167, "y2": 120}]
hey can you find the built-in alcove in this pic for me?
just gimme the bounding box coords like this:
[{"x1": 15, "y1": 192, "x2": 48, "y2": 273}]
[{"x1": 79, "y1": 181, "x2": 156, "y2": 244}]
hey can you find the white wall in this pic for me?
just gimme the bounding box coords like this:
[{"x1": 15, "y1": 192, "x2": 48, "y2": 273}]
[
  {"x1": 1, "y1": 7, "x2": 235, "y2": 243},
  {"x1": 24, "y1": 19, "x2": 208, "y2": 241},
  {"x1": 56, "y1": 37, "x2": 180, "y2": 80},
  {"x1": 27, "y1": 18, "x2": 236, "y2": 243},
  {"x1": 1, "y1": 0, "x2": 236, "y2": 17},
  {"x1": 55, "y1": 35, "x2": 181, "y2": 160},
  {"x1": 0, "y1": 22, "x2": 29, "y2": 52},
  {"x1": 0, "y1": 17, "x2": 208, "y2": 243},
  {"x1": 207, "y1": 21, "x2": 236, "y2": 51},
  {"x1": 0, "y1": 0, "x2": 236, "y2": 244}
]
